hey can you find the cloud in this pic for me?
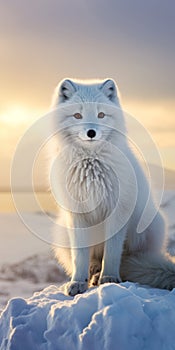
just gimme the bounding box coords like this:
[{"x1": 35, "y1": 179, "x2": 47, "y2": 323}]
[{"x1": 0, "y1": 0, "x2": 175, "y2": 106}]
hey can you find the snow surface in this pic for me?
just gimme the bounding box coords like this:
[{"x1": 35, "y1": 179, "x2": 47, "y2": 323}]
[
  {"x1": 0, "y1": 253, "x2": 67, "y2": 309},
  {"x1": 1, "y1": 282, "x2": 175, "y2": 350},
  {"x1": 0, "y1": 190, "x2": 175, "y2": 349},
  {"x1": 0, "y1": 213, "x2": 49, "y2": 265}
]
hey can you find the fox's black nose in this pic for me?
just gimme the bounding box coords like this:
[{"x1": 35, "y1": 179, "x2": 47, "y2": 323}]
[{"x1": 87, "y1": 129, "x2": 96, "y2": 139}]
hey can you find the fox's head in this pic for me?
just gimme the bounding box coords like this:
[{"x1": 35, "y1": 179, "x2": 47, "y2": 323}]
[{"x1": 51, "y1": 79, "x2": 127, "y2": 148}]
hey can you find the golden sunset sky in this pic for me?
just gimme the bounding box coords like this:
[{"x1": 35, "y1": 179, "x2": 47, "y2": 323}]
[{"x1": 0, "y1": 0, "x2": 175, "y2": 189}]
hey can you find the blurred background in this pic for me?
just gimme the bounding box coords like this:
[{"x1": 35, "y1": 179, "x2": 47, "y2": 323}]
[
  {"x1": 1, "y1": 0, "x2": 175, "y2": 210},
  {"x1": 0, "y1": 0, "x2": 174, "y2": 307}
]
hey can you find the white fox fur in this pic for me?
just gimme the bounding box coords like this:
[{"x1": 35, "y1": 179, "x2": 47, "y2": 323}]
[{"x1": 49, "y1": 78, "x2": 175, "y2": 296}]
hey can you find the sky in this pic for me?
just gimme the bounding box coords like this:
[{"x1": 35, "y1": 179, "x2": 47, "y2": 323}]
[{"x1": 0, "y1": 0, "x2": 175, "y2": 189}]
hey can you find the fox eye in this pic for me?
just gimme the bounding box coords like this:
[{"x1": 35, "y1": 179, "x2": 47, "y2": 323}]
[
  {"x1": 73, "y1": 113, "x2": 82, "y2": 119},
  {"x1": 98, "y1": 112, "x2": 105, "y2": 119}
]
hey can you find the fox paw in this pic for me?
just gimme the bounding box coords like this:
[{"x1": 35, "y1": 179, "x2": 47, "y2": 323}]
[
  {"x1": 89, "y1": 263, "x2": 101, "y2": 279},
  {"x1": 89, "y1": 272, "x2": 100, "y2": 287},
  {"x1": 99, "y1": 275, "x2": 121, "y2": 285},
  {"x1": 65, "y1": 281, "x2": 88, "y2": 296}
]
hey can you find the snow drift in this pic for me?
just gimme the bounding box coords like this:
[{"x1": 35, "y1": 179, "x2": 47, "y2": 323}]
[{"x1": 1, "y1": 282, "x2": 175, "y2": 350}]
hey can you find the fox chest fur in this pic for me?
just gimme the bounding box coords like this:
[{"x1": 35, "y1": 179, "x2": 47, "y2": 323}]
[{"x1": 51, "y1": 147, "x2": 120, "y2": 227}]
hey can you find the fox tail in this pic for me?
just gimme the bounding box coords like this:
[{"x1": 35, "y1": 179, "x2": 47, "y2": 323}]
[{"x1": 120, "y1": 252, "x2": 175, "y2": 290}]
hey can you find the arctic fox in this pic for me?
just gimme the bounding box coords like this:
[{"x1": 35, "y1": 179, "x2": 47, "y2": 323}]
[{"x1": 50, "y1": 78, "x2": 175, "y2": 296}]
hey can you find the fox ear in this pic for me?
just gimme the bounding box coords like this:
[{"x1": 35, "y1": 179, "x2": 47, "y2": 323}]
[
  {"x1": 59, "y1": 79, "x2": 76, "y2": 102},
  {"x1": 100, "y1": 79, "x2": 118, "y2": 102}
]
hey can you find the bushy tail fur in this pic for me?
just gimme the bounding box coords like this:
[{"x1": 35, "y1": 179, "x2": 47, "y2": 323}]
[{"x1": 120, "y1": 253, "x2": 175, "y2": 290}]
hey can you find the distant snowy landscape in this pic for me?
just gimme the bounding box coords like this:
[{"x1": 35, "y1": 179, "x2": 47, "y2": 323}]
[{"x1": 0, "y1": 190, "x2": 175, "y2": 349}]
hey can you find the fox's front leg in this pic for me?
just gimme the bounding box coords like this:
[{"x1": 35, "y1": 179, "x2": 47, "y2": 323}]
[
  {"x1": 99, "y1": 227, "x2": 127, "y2": 284},
  {"x1": 65, "y1": 245, "x2": 89, "y2": 296},
  {"x1": 64, "y1": 212, "x2": 90, "y2": 296}
]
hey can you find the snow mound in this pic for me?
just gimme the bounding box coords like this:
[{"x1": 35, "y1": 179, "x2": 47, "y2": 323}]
[
  {"x1": 1, "y1": 282, "x2": 175, "y2": 350},
  {"x1": 0, "y1": 253, "x2": 67, "y2": 309}
]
